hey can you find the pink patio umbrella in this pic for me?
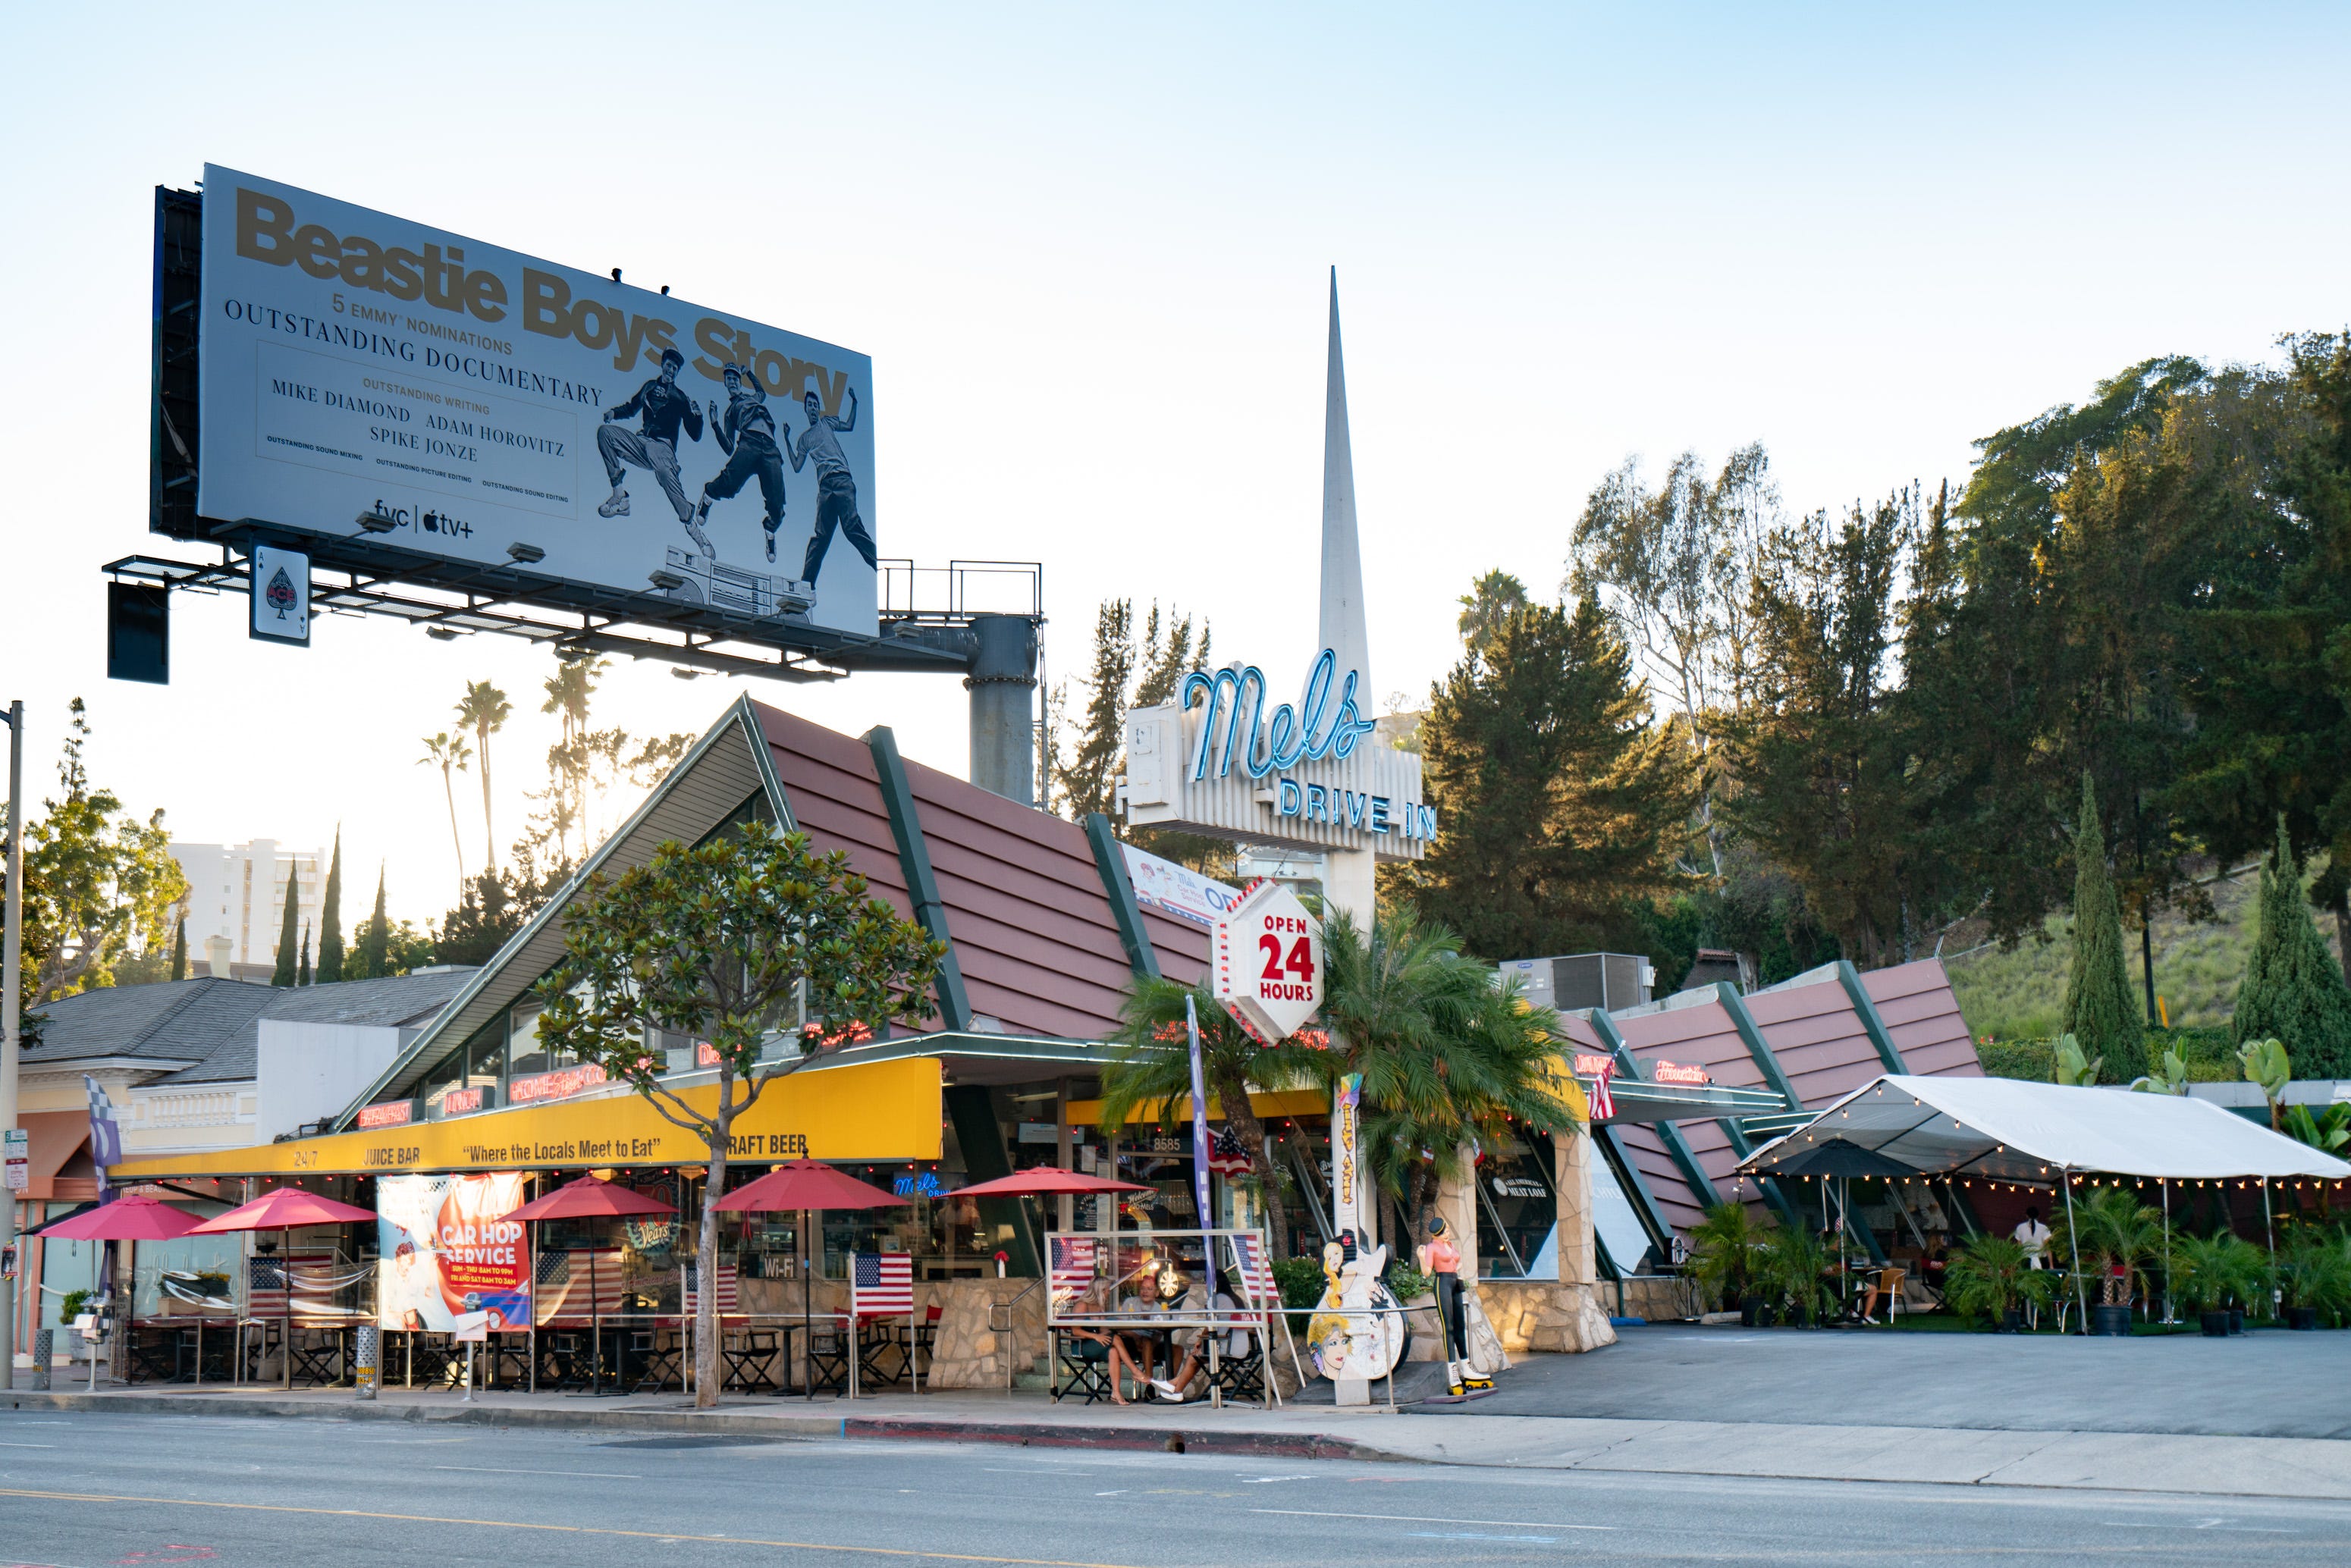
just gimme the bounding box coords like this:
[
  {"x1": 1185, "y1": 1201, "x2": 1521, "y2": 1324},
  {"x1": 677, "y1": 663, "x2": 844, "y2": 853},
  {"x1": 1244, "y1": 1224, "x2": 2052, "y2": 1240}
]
[
  {"x1": 715, "y1": 1159, "x2": 908, "y2": 1400},
  {"x1": 501, "y1": 1175, "x2": 676, "y2": 1391},
  {"x1": 949, "y1": 1168, "x2": 1151, "y2": 1198},
  {"x1": 40, "y1": 1196, "x2": 206, "y2": 1390},
  {"x1": 190, "y1": 1187, "x2": 377, "y2": 1389}
]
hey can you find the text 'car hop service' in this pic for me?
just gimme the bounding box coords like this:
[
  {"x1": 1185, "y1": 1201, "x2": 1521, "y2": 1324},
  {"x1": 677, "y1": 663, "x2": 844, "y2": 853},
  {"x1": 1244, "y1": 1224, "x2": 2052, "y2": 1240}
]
[{"x1": 196, "y1": 166, "x2": 879, "y2": 636}]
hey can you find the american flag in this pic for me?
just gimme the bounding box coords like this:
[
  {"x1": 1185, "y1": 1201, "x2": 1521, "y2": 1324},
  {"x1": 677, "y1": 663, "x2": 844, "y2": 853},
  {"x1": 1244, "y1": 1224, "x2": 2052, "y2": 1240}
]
[
  {"x1": 1226, "y1": 1233, "x2": 1279, "y2": 1310},
  {"x1": 684, "y1": 1260, "x2": 741, "y2": 1314},
  {"x1": 1207, "y1": 1126, "x2": 1251, "y2": 1177},
  {"x1": 850, "y1": 1252, "x2": 913, "y2": 1317},
  {"x1": 1589, "y1": 1058, "x2": 1615, "y2": 1121},
  {"x1": 246, "y1": 1255, "x2": 332, "y2": 1320},
  {"x1": 1048, "y1": 1237, "x2": 1097, "y2": 1307},
  {"x1": 533, "y1": 1247, "x2": 631, "y2": 1322}
]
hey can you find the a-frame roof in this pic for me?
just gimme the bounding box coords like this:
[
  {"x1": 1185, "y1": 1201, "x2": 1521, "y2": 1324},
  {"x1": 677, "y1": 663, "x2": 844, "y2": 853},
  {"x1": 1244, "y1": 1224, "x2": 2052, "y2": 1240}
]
[{"x1": 336, "y1": 695, "x2": 1206, "y2": 1129}]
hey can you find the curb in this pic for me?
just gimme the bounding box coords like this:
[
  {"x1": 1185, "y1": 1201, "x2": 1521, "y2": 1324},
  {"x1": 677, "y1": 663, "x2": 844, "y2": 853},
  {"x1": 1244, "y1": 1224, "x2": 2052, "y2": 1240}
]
[{"x1": 0, "y1": 1391, "x2": 1396, "y2": 1462}]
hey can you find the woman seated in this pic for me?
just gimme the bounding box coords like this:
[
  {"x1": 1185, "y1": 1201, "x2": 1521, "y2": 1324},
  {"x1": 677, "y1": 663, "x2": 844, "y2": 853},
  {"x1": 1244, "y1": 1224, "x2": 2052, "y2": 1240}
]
[
  {"x1": 1063, "y1": 1277, "x2": 1156, "y2": 1406},
  {"x1": 1148, "y1": 1268, "x2": 1246, "y2": 1404}
]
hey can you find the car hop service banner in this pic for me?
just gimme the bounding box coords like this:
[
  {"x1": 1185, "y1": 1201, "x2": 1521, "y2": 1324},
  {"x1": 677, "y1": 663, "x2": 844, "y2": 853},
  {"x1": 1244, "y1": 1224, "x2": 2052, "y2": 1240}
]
[
  {"x1": 195, "y1": 165, "x2": 878, "y2": 637},
  {"x1": 377, "y1": 1172, "x2": 531, "y2": 1334}
]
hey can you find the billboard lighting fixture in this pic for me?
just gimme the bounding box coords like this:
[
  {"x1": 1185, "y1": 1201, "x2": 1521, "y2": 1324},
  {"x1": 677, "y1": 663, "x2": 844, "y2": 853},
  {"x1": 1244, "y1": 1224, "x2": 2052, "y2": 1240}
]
[
  {"x1": 425, "y1": 627, "x2": 460, "y2": 641},
  {"x1": 356, "y1": 505, "x2": 397, "y2": 534},
  {"x1": 670, "y1": 667, "x2": 700, "y2": 681},
  {"x1": 505, "y1": 542, "x2": 545, "y2": 565},
  {"x1": 647, "y1": 569, "x2": 686, "y2": 591}
]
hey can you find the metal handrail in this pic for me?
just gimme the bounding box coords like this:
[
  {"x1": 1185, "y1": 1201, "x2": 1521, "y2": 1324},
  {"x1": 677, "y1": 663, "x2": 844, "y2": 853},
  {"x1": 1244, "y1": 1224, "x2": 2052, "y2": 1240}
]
[{"x1": 990, "y1": 1276, "x2": 1048, "y2": 1392}]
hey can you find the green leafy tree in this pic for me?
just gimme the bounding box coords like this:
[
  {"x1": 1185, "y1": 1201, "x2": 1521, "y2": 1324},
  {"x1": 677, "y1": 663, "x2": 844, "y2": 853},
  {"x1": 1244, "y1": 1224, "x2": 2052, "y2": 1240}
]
[
  {"x1": 169, "y1": 918, "x2": 187, "y2": 982},
  {"x1": 1053, "y1": 599, "x2": 1134, "y2": 826},
  {"x1": 354, "y1": 866, "x2": 391, "y2": 980},
  {"x1": 5, "y1": 698, "x2": 188, "y2": 1005},
  {"x1": 2234, "y1": 820, "x2": 2351, "y2": 1077},
  {"x1": 1101, "y1": 978, "x2": 1311, "y2": 1260},
  {"x1": 316, "y1": 827, "x2": 346, "y2": 985},
  {"x1": 438, "y1": 865, "x2": 563, "y2": 968},
  {"x1": 1397, "y1": 594, "x2": 1692, "y2": 962},
  {"x1": 454, "y1": 680, "x2": 512, "y2": 871},
  {"x1": 1686, "y1": 1201, "x2": 1763, "y2": 1309},
  {"x1": 270, "y1": 867, "x2": 301, "y2": 987},
  {"x1": 2061, "y1": 774, "x2": 2145, "y2": 1080},
  {"x1": 535, "y1": 820, "x2": 943, "y2": 1408}
]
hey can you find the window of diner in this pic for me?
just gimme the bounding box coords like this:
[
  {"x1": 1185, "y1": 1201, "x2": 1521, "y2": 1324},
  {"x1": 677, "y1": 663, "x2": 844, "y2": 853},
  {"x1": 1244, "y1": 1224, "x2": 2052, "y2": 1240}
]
[
  {"x1": 1472, "y1": 1131, "x2": 1558, "y2": 1279},
  {"x1": 507, "y1": 1003, "x2": 550, "y2": 1080},
  {"x1": 417, "y1": 1049, "x2": 466, "y2": 1119},
  {"x1": 463, "y1": 1030, "x2": 504, "y2": 1109}
]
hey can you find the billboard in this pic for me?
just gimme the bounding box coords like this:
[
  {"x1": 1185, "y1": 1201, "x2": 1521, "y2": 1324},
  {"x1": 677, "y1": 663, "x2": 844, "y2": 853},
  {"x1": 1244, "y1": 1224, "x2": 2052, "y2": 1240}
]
[
  {"x1": 193, "y1": 166, "x2": 877, "y2": 638},
  {"x1": 377, "y1": 1172, "x2": 532, "y2": 1334}
]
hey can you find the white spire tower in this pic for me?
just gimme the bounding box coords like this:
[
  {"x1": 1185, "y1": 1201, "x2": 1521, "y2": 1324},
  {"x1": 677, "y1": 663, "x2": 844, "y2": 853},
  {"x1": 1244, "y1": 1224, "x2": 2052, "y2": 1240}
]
[
  {"x1": 1317, "y1": 269, "x2": 1377, "y2": 928},
  {"x1": 1317, "y1": 268, "x2": 1371, "y2": 707}
]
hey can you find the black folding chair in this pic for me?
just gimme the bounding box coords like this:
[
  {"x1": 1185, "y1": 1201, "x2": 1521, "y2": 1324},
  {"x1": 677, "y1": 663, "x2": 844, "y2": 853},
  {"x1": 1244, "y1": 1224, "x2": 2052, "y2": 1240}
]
[
  {"x1": 802, "y1": 1325, "x2": 851, "y2": 1395},
  {"x1": 724, "y1": 1327, "x2": 781, "y2": 1393},
  {"x1": 1053, "y1": 1331, "x2": 1116, "y2": 1405},
  {"x1": 626, "y1": 1328, "x2": 683, "y2": 1393},
  {"x1": 538, "y1": 1330, "x2": 589, "y2": 1391},
  {"x1": 289, "y1": 1327, "x2": 344, "y2": 1386},
  {"x1": 1208, "y1": 1326, "x2": 1266, "y2": 1403},
  {"x1": 857, "y1": 1319, "x2": 909, "y2": 1388}
]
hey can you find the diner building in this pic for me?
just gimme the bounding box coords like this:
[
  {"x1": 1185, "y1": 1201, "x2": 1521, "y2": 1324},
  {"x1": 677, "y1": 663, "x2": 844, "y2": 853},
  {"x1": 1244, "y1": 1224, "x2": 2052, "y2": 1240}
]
[{"x1": 97, "y1": 695, "x2": 1790, "y2": 1383}]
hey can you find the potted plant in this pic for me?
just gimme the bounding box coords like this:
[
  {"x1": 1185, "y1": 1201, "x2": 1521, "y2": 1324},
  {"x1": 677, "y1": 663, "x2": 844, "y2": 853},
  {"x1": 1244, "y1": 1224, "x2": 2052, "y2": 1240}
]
[
  {"x1": 2057, "y1": 1186, "x2": 2161, "y2": 1335},
  {"x1": 1687, "y1": 1203, "x2": 1764, "y2": 1324},
  {"x1": 2275, "y1": 1228, "x2": 2351, "y2": 1330},
  {"x1": 2169, "y1": 1232, "x2": 2236, "y2": 1337},
  {"x1": 2217, "y1": 1232, "x2": 2271, "y2": 1333},
  {"x1": 1755, "y1": 1225, "x2": 1832, "y2": 1328},
  {"x1": 1943, "y1": 1235, "x2": 2055, "y2": 1331}
]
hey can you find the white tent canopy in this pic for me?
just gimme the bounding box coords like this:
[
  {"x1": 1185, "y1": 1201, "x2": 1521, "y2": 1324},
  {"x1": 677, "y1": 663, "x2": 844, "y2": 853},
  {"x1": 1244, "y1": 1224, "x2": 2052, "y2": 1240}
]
[{"x1": 1740, "y1": 1074, "x2": 2351, "y2": 1183}]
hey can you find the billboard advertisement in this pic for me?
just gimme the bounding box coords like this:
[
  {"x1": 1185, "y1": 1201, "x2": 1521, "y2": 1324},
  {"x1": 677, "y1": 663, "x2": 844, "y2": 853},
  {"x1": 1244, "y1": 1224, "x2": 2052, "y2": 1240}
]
[
  {"x1": 377, "y1": 1172, "x2": 531, "y2": 1334},
  {"x1": 194, "y1": 166, "x2": 877, "y2": 637}
]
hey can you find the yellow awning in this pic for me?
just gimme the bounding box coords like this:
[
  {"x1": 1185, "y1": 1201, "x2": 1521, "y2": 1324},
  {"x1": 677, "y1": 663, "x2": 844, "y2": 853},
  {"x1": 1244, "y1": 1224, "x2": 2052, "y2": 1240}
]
[{"x1": 109, "y1": 1057, "x2": 943, "y2": 1181}]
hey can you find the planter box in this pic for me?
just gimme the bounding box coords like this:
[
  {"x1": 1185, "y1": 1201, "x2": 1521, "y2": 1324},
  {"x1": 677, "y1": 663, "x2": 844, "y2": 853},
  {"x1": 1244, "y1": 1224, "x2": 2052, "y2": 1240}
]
[
  {"x1": 2089, "y1": 1304, "x2": 2133, "y2": 1337},
  {"x1": 2286, "y1": 1306, "x2": 2320, "y2": 1331},
  {"x1": 2200, "y1": 1310, "x2": 2231, "y2": 1338}
]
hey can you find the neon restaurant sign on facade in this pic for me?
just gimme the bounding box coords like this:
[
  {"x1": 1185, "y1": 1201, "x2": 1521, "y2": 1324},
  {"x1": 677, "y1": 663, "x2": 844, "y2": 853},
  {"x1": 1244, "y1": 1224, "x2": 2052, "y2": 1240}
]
[{"x1": 1121, "y1": 648, "x2": 1435, "y2": 858}]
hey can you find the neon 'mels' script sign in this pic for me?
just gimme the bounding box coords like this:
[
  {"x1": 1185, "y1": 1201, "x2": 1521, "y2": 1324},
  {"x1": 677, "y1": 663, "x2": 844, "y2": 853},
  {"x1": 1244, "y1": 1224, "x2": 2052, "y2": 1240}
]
[{"x1": 1121, "y1": 649, "x2": 1436, "y2": 860}]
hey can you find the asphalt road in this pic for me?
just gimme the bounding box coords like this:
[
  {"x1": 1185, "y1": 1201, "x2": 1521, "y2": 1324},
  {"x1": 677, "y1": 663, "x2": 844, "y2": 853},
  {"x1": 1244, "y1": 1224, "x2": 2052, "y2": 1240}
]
[
  {"x1": 4, "y1": 1409, "x2": 2350, "y2": 1567},
  {"x1": 1417, "y1": 1325, "x2": 2351, "y2": 1438}
]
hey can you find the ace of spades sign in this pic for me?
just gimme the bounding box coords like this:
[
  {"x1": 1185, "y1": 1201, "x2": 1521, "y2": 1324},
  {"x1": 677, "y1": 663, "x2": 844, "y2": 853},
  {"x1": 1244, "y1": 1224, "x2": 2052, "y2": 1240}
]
[{"x1": 265, "y1": 565, "x2": 297, "y2": 619}]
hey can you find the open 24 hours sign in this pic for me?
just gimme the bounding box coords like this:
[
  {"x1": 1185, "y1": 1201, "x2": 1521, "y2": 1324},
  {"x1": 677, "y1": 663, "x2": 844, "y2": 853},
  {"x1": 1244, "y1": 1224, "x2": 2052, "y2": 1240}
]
[{"x1": 1212, "y1": 880, "x2": 1323, "y2": 1043}]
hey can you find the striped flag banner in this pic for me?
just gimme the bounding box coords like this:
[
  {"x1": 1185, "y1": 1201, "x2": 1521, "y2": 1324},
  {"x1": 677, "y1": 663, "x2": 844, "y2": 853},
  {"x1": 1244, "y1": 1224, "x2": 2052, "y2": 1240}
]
[
  {"x1": 246, "y1": 1255, "x2": 347, "y2": 1321},
  {"x1": 1226, "y1": 1233, "x2": 1279, "y2": 1310},
  {"x1": 1206, "y1": 1125, "x2": 1252, "y2": 1177},
  {"x1": 850, "y1": 1252, "x2": 913, "y2": 1318},
  {"x1": 1048, "y1": 1237, "x2": 1098, "y2": 1308},
  {"x1": 684, "y1": 1260, "x2": 741, "y2": 1315},
  {"x1": 1590, "y1": 1058, "x2": 1616, "y2": 1121},
  {"x1": 533, "y1": 1247, "x2": 631, "y2": 1323}
]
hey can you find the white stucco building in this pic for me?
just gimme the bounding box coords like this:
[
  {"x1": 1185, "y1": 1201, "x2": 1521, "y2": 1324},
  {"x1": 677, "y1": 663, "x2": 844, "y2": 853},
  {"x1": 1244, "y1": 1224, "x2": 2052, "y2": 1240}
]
[{"x1": 168, "y1": 839, "x2": 325, "y2": 971}]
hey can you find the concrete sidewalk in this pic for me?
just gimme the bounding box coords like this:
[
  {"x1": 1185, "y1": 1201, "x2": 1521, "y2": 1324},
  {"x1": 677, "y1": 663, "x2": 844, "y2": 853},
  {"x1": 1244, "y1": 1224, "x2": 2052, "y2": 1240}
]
[{"x1": 9, "y1": 1379, "x2": 2350, "y2": 1502}]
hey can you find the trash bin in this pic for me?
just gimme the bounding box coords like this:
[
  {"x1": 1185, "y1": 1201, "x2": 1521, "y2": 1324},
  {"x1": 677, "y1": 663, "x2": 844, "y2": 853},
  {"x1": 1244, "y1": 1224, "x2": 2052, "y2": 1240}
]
[
  {"x1": 355, "y1": 1325, "x2": 379, "y2": 1400},
  {"x1": 30, "y1": 1330, "x2": 52, "y2": 1391}
]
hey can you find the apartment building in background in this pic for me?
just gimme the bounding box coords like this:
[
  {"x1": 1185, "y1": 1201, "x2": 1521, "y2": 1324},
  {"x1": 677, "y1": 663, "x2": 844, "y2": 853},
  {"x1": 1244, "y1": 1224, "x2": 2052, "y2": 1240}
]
[{"x1": 168, "y1": 839, "x2": 325, "y2": 973}]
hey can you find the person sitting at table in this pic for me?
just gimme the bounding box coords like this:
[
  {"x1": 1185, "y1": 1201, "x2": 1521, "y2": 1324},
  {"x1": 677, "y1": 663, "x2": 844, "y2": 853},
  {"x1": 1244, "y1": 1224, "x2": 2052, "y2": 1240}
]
[
  {"x1": 1144, "y1": 1265, "x2": 1241, "y2": 1403},
  {"x1": 1064, "y1": 1277, "x2": 1154, "y2": 1405}
]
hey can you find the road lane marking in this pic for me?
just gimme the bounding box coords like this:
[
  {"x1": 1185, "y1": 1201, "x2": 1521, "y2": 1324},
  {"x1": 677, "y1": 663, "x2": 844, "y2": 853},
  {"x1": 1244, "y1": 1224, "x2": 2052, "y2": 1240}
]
[
  {"x1": 0, "y1": 1442, "x2": 57, "y2": 1449},
  {"x1": 1252, "y1": 1508, "x2": 1615, "y2": 1532},
  {"x1": 432, "y1": 1466, "x2": 642, "y2": 1479},
  {"x1": 0, "y1": 1486, "x2": 1157, "y2": 1567}
]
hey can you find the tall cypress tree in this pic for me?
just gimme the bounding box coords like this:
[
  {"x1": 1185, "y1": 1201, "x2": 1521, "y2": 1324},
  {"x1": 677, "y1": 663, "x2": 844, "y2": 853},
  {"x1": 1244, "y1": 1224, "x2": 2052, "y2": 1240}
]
[
  {"x1": 2235, "y1": 817, "x2": 2351, "y2": 1077},
  {"x1": 2062, "y1": 772, "x2": 2145, "y2": 1080},
  {"x1": 169, "y1": 917, "x2": 187, "y2": 982},
  {"x1": 316, "y1": 827, "x2": 346, "y2": 983},
  {"x1": 270, "y1": 868, "x2": 301, "y2": 986},
  {"x1": 297, "y1": 921, "x2": 312, "y2": 986},
  {"x1": 356, "y1": 864, "x2": 390, "y2": 980}
]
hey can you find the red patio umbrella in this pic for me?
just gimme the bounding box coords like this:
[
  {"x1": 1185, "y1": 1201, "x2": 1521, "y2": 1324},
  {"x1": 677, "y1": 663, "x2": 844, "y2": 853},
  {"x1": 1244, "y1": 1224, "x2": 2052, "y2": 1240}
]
[
  {"x1": 715, "y1": 1159, "x2": 908, "y2": 1400},
  {"x1": 190, "y1": 1187, "x2": 377, "y2": 1389},
  {"x1": 40, "y1": 1194, "x2": 202, "y2": 1241},
  {"x1": 500, "y1": 1175, "x2": 676, "y2": 1393},
  {"x1": 949, "y1": 1168, "x2": 1151, "y2": 1198}
]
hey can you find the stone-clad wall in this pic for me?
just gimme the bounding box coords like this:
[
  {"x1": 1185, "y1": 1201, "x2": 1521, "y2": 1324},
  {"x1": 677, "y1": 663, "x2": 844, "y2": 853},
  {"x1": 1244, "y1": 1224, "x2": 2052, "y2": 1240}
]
[{"x1": 1472, "y1": 1279, "x2": 1616, "y2": 1353}]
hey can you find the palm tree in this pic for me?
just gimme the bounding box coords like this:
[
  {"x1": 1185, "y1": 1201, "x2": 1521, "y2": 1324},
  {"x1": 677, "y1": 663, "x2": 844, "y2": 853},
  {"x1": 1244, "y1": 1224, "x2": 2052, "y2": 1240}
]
[
  {"x1": 419, "y1": 732, "x2": 473, "y2": 895},
  {"x1": 2057, "y1": 1185, "x2": 2164, "y2": 1307},
  {"x1": 1102, "y1": 978, "x2": 1317, "y2": 1259},
  {"x1": 542, "y1": 654, "x2": 605, "y2": 860},
  {"x1": 1314, "y1": 906, "x2": 1580, "y2": 1255},
  {"x1": 454, "y1": 680, "x2": 512, "y2": 870}
]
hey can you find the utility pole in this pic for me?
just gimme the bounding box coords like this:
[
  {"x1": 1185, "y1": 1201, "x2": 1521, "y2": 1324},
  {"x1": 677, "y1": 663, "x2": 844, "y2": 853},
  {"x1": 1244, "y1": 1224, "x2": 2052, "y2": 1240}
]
[{"x1": 2, "y1": 698, "x2": 24, "y2": 1390}]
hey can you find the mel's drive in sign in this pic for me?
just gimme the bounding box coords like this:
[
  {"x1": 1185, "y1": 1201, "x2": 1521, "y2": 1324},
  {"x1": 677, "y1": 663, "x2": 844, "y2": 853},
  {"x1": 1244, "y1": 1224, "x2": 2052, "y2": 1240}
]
[{"x1": 196, "y1": 166, "x2": 879, "y2": 637}]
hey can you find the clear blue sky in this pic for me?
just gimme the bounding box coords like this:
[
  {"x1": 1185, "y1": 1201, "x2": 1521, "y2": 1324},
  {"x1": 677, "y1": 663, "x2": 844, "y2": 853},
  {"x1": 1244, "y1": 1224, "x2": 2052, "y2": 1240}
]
[{"x1": 4, "y1": 4, "x2": 2346, "y2": 927}]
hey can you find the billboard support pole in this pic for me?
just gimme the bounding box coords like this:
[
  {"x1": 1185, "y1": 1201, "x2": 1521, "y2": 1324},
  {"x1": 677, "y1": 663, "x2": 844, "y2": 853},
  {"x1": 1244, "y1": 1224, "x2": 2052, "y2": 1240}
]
[
  {"x1": 967, "y1": 616, "x2": 1038, "y2": 807},
  {"x1": 2, "y1": 699, "x2": 22, "y2": 1391}
]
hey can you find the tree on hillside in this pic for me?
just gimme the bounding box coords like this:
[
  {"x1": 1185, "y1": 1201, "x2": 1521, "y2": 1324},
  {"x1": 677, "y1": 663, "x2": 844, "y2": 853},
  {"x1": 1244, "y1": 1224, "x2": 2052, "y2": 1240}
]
[
  {"x1": 454, "y1": 680, "x2": 512, "y2": 871},
  {"x1": 5, "y1": 699, "x2": 188, "y2": 1005},
  {"x1": 2062, "y1": 773, "x2": 2145, "y2": 1081},
  {"x1": 2235, "y1": 818, "x2": 2351, "y2": 1077},
  {"x1": 438, "y1": 864, "x2": 566, "y2": 967},
  {"x1": 536, "y1": 820, "x2": 943, "y2": 1409},
  {"x1": 271, "y1": 868, "x2": 300, "y2": 986},
  {"x1": 1398, "y1": 594, "x2": 1691, "y2": 963},
  {"x1": 1047, "y1": 598, "x2": 1226, "y2": 872},
  {"x1": 419, "y1": 732, "x2": 472, "y2": 895},
  {"x1": 1571, "y1": 444, "x2": 1778, "y2": 873},
  {"x1": 1722, "y1": 490, "x2": 1941, "y2": 968},
  {"x1": 1053, "y1": 599, "x2": 1134, "y2": 825},
  {"x1": 316, "y1": 828, "x2": 346, "y2": 984}
]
